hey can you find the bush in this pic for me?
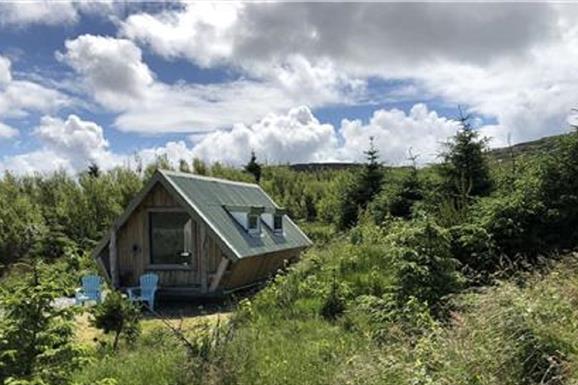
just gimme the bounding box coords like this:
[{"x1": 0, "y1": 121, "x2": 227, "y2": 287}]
[
  {"x1": 0, "y1": 261, "x2": 84, "y2": 384},
  {"x1": 320, "y1": 275, "x2": 347, "y2": 321},
  {"x1": 90, "y1": 291, "x2": 141, "y2": 350},
  {"x1": 388, "y1": 220, "x2": 464, "y2": 316},
  {"x1": 448, "y1": 223, "x2": 498, "y2": 282}
]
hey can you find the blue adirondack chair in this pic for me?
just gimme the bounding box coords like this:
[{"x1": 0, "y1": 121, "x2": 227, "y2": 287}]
[
  {"x1": 75, "y1": 274, "x2": 102, "y2": 305},
  {"x1": 127, "y1": 273, "x2": 159, "y2": 311}
]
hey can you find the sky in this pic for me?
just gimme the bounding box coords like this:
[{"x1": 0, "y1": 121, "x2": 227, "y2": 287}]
[{"x1": 1, "y1": 1, "x2": 578, "y2": 175}]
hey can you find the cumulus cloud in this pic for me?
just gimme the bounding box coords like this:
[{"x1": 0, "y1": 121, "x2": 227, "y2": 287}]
[
  {"x1": 0, "y1": 1, "x2": 122, "y2": 27},
  {"x1": 191, "y1": 104, "x2": 459, "y2": 166},
  {"x1": 1, "y1": 104, "x2": 462, "y2": 174},
  {"x1": 0, "y1": 1, "x2": 78, "y2": 27},
  {"x1": 121, "y1": 3, "x2": 559, "y2": 74},
  {"x1": 339, "y1": 104, "x2": 460, "y2": 164},
  {"x1": 0, "y1": 55, "x2": 70, "y2": 137},
  {"x1": 192, "y1": 106, "x2": 339, "y2": 165},
  {"x1": 0, "y1": 115, "x2": 119, "y2": 174},
  {"x1": 121, "y1": 2, "x2": 241, "y2": 68},
  {"x1": 59, "y1": 34, "x2": 364, "y2": 134},
  {"x1": 119, "y1": 3, "x2": 577, "y2": 147},
  {"x1": 57, "y1": 34, "x2": 154, "y2": 110}
]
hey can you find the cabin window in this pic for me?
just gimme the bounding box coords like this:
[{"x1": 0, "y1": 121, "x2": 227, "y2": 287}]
[
  {"x1": 149, "y1": 211, "x2": 193, "y2": 266},
  {"x1": 273, "y1": 214, "x2": 283, "y2": 233}
]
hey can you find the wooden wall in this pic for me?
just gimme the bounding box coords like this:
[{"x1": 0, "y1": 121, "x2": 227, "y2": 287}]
[
  {"x1": 221, "y1": 248, "x2": 302, "y2": 290},
  {"x1": 115, "y1": 183, "x2": 225, "y2": 288}
]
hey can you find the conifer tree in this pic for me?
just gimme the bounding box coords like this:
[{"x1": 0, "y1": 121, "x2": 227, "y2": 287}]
[
  {"x1": 339, "y1": 137, "x2": 385, "y2": 229},
  {"x1": 88, "y1": 162, "x2": 100, "y2": 178},
  {"x1": 244, "y1": 151, "x2": 262, "y2": 183},
  {"x1": 439, "y1": 109, "x2": 492, "y2": 200}
]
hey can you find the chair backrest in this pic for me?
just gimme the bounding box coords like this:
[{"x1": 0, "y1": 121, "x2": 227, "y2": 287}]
[
  {"x1": 82, "y1": 274, "x2": 101, "y2": 294},
  {"x1": 139, "y1": 273, "x2": 159, "y2": 297}
]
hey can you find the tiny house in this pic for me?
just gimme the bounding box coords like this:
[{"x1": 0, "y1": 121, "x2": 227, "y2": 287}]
[{"x1": 92, "y1": 170, "x2": 312, "y2": 296}]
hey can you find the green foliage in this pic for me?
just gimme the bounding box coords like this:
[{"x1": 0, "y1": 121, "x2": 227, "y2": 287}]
[
  {"x1": 448, "y1": 223, "x2": 498, "y2": 282},
  {"x1": 72, "y1": 329, "x2": 192, "y2": 385},
  {"x1": 320, "y1": 273, "x2": 346, "y2": 321},
  {"x1": 0, "y1": 174, "x2": 47, "y2": 267},
  {"x1": 90, "y1": 291, "x2": 141, "y2": 350},
  {"x1": 339, "y1": 138, "x2": 385, "y2": 229},
  {"x1": 387, "y1": 220, "x2": 464, "y2": 315},
  {"x1": 370, "y1": 166, "x2": 424, "y2": 222},
  {"x1": 439, "y1": 113, "x2": 492, "y2": 199},
  {"x1": 0, "y1": 261, "x2": 84, "y2": 384},
  {"x1": 244, "y1": 151, "x2": 262, "y2": 183}
]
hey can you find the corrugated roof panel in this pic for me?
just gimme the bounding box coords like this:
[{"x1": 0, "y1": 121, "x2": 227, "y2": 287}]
[{"x1": 161, "y1": 170, "x2": 312, "y2": 259}]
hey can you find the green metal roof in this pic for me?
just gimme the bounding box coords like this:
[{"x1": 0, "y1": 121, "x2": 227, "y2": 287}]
[{"x1": 160, "y1": 170, "x2": 312, "y2": 259}]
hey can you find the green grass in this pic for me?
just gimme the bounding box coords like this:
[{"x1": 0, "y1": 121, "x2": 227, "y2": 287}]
[
  {"x1": 71, "y1": 233, "x2": 578, "y2": 385},
  {"x1": 72, "y1": 330, "x2": 192, "y2": 385}
]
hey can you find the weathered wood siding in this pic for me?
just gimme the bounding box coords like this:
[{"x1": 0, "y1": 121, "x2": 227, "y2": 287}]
[
  {"x1": 115, "y1": 182, "x2": 225, "y2": 288},
  {"x1": 221, "y1": 248, "x2": 301, "y2": 290}
]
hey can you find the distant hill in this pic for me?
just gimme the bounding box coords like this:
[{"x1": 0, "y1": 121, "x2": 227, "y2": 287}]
[
  {"x1": 289, "y1": 162, "x2": 363, "y2": 172},
  {"x1": 487, "y1": 134, "x2": 564, "y2": 164},
  {"x1": 286, "y1": 134, "x2": 566, "y2": 172}
]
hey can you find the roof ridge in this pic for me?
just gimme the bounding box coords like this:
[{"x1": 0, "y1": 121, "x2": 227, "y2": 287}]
[{"x1": 158, "y1": 169, "x2": 259, "y2": 188}]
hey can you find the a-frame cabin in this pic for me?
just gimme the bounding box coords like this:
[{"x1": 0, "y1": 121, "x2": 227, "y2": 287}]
[{"x1": 91, "y1": 170, "x2": 312, "y2": 296}]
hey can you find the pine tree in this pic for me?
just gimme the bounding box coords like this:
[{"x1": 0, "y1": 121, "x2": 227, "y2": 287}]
[
  {"x1": 244, "y1": 151, "x2": 262, "y2": 183},
  {"x1": 88, "y1": 162, "x2": 100, "y2": 178},
  {"x1": 339, "y1": 137, "x2": 385, "y2": 229},
  {"x1": 439, "y1": 109, "x2": 492, "y2": 200},
  {"x1": 357, "y1": 137, "x2": 384, "y2": 204}
]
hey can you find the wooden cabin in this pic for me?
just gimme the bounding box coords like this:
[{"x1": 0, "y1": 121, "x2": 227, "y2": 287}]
[{"x1": 91, "y1": 170, "x2": 312, "y2": 297}]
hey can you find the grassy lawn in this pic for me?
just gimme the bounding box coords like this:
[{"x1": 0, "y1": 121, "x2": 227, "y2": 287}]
[{"x1": 74, "y1": 302, "x2": 232, "y2": 346}]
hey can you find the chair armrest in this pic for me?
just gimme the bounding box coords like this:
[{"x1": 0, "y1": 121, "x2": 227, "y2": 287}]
[{"x1": 126, "y1": 287, "x2": 140, "y2": 299}]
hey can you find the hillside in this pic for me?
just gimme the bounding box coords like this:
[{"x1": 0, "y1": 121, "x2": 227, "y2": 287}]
[{"x1": 287, "y1": 133, "x2": 566, "y2": 172}]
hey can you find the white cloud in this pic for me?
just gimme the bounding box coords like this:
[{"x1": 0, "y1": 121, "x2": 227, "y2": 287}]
[
  {"x1": 0, "y1": 122, "x2": 17, "y2": 139},
  {"x1": 0, "y1": 114, "x2": 119, "y2": 174},
  {"x1": 121, "y1": 2, "x2": 242, "y2": 68},
  {"x1": 0, "y1": 104, "x2": 464, "y2": 174},
  {"x1": 0, "y1": 55, "x2": 70, "y2": 139},
  {"x1": 0, "y1": 1, "x2": 121, "y2": 27},
  {"x1": 57, "y1": 34, "x2": 154, "y2": 111},
  {"x1": 135, "y1": 140, "x2": 195, "y2": 167},
  {"x1": 339, "y1": 104, "x2": 460, "y2": 164},
  {"x1": 191, "y1": 104, "x2": 459, "y2": 166},
  {"x1": 118, "y1": 3, "x2": 577, "y2": 147},
  {"x1": 192, "y1": 105, "x2": 338, "y2": 165},
  {"x1": 0, "y1": 1, "x2": 79, "y2": 27},
  {"x1": 0, "y1": 56, "x2": 11, "y2": 84},
  {"x1": 59, "y1": 34, "x2": 363, "y2": 134}
]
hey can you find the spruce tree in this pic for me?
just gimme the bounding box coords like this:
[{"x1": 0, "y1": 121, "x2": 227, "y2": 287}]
[
  {"x1": 339, "y1": 137, "x2": 385, "y2": 229},
  {"x1": 244, "y1": 151, "x2": 262, "y2": 183},
  {"x1": 88, "y1": 162, "x2": 100, "y2": 178},
  {"x1": 439, "y1": 109, "x2": 492, "y2": 199}
]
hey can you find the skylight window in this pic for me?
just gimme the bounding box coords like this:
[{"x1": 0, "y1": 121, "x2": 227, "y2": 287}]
[
  {"x1": 247, "y1": 213, "x2": 261, "y2": 235},
  {"x1": 273, "y1": 214, "x2": 283, "y2": 234},
  {"x1": 224, "y1": 205, "x2": 264, "y2": 236}
]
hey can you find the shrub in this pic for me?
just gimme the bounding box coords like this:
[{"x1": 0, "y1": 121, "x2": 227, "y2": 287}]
[
  {"x1": 90, "y1": 291, "x2": 141, "y2": 350},
  {"x1": 448, "y1": 223, "x2": 498, "y2": 282},
  {"x1": 474, "y1": 183, "x2": 547, "y2": 260},
  {"x1": 320, "y1": 274, "x2": 347, "y2": 321},
  {"x1": 0, "y1": 261, "x2": 84, "y2": 384},
  {"x1": 388, "y1": 220, "x2": 464, "y2": 316}
]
